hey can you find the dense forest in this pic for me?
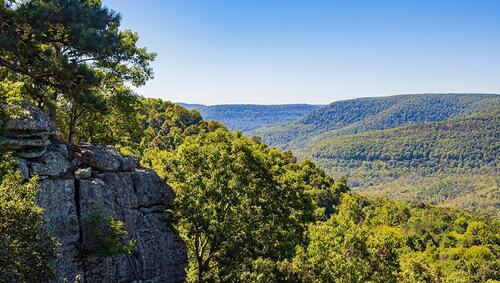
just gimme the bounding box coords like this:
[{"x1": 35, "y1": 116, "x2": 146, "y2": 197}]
[
  {"x1": 0, "y1": 1, "x2": 499, "y2": 282},
  {"x1": 252, "y1": 93, "x2": 499, "y2": 149},
  {"x1": 79, "y1": 98, "x2": 500, "y2": 282},
  {"x1": 249, "y1": 94, "x2": 499, "y2": 216},
  {"x1": 179, "y1": 103, "x2": 321, "y2": 132},
  {"x1": 360, "y1": 174, "x2": 499, "y2": 218},
  {"x1": 308, "y1": 107, "x2": 498, "y2": 183}
]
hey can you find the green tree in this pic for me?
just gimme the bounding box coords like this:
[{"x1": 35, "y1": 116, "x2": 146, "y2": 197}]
[
  {"x1": 80, "y1": 211, "x2": 137, "y2": 258},
  {"x1": 157, "y1": 129, "x2": 317, "y2": 282},
  {"x1": 0, "y1": 78, "x2": 25, "y2": 133},
  {"x1": 0, "y1": 85, "x2": 56, "y2": 281},
  {"x1": 60, "y1": 87, "x2": 145, "y2": 148},
  {"x1": 0, "y1": 170, "x2": 58, "y2": 282},
  {"x1": 291, "y1": 193, "x2": 373, "y2": 282},
  {"x1": 286, "y1": 191, "x2": 500, "y2": 282},
  {"x1": 367, "y1": 226, "x2": 405, "y2": 282},
  {"x1": 140, "y1": 98, "x2": 206, "y2": 151},
  {"x1": 0, "y1": 0, "x2": 155, "y2": 143}
]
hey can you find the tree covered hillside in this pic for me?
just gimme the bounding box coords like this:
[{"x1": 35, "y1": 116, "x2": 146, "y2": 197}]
[
  {"x1": 249, "y1": 94, "x2": 499, "y2": 216},
  {"x1": 179, "y1": 103, "x2": 321, "y2": 132},
  {"x1": 360, "y1": 174, "x2": 499, "y2": 218},
  {"x1": 308, "y1": 106, "x2": 499, "y2": 182},
  {"x1": 293, "y1": 106, "x2": 499, "y2": 216},
  {"x1": 252, "y1": 93, "x2": 499, "y2": 149}
]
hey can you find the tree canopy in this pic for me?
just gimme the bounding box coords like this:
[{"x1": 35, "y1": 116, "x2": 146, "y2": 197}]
[
  {"x1": 138, "y1": 101, "x2": 499, "y2": 283},
  {"x1": 0, "y1": 0, "x2": 155, "y2": 142},
  {"x1": 144, "y1": 129, "x2": 321, "y2": 281}
]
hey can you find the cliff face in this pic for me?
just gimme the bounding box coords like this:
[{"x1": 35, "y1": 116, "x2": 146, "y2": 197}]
[{"x1": 2, "y1": 103, "x2": 186, "y2": 282}]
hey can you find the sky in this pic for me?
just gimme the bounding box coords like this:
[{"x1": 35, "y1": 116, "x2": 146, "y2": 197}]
[{"x1": 103, "y1": 0, "x2": 500, "y2": 105}]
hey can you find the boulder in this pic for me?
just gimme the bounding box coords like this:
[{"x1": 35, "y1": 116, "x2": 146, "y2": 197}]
[
  {"x1": 17, "y1": 147, "x2": 48, "y2": 159},
  {"x1": 120, "y1": 156, "x2": 138, "y2": 171},
  {"x1": 50, "y1": 143, "x2": 70, "y2": 159},
  {"x1": 1, "y1": 102, "x2": 55, "y2": 159},
  {"x1": 77, "y1": 144, "x2": 139, "y2": 172},
  {"x1": 30, "y1": 150, "x2": 71, "y2": 177},
  {"x1": 4, "y1": 102, "x2": 55, "y2": 136},
  {"x1": 78, "y1": 145, "x2": 122, "y2": 172}
]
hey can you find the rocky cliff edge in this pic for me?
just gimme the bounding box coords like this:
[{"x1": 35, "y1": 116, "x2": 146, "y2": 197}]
[{"x1": 1, "y1": 103, "x2": 187, "y2": 282}]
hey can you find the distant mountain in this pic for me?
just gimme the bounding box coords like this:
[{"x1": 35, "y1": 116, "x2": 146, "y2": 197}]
[
  {"x1": 177, "y1": 103, "x2": 322, "y2": 132},
  {"x1": 251, "y1": 93, "x2": 500, "y2": 149},
  {"x1": 306, "y1": 106, "x2": 499, "y2": 186},
  {"x1": 249, "y1": 93, "x2": 500, "y2": 216},
  {"x1": 340, "y1": 108, "x2": 500, "y2": 217}
]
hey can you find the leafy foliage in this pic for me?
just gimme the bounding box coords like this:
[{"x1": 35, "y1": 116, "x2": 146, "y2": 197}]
[
  {"x1": 81, "y1": 211, "x2": 137, "y2": 258},
  {"x1": 280, "y1": 194, "x2": 500, "y2": 283},
  {"x1": 143, "y1": 129, "x2": 330, "y2": 281},
  {"x1": 0, "y1": 0, "x2": 156, "y2": 142},
  {"x1": 140, "y1": 99, "x2": 219, "y2": 151},
  {"x1": 0, "y1": 78, "x2": 25, "y2": 132},
  {"x1": 132, "y1": 99, "x2": 500, "y2": 282},
  {"x1": 0, "y1": 170, "x2": 58, "y2": 282},
  {"x1": 58, "y1": 87, "x2": 147, "y2": 150}
]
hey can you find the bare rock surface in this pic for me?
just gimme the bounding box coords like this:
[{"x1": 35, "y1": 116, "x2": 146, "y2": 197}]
[
  {"x1": 75, "y1": 167, "x2": 92, "y2": 180},
  {"x1": 37, "y1": 178, "x2": 83, "y2": 281},
  {"x1": 78, "y1": 144, "x2": 123, "y2": 171},
  {"x1": 79, "y1": 171, "x2": 186, "y2": 282},
  {"x1": 3, "y1": 103, "x2": 187, "y2": 282},
  {"x1": 30, "y1": 150, "x2": 71, "y2": 177},
  {"x1": 4, "y1": 101, "x2": 55, "y2": 136},
  {"x1": 1, "y1": 102, "x2": 56, "y2": 158}
]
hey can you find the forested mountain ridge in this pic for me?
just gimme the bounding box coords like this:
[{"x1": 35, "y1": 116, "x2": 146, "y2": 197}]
[
  {"x1": 178, "y1": 103, "x2": 322, "y2": 132},
  {"x1": 251, "y1": 93, "x2": 500, "y2": 149},
  {"x1": 307, "y1": 105, "x2": 499, "y2": 182},
  {"x1": 248, "y1": 94, "x2": 499, "y2": 216},
  {"x1": 261, "y1": 103, "x2": 499, "y2": 217}
]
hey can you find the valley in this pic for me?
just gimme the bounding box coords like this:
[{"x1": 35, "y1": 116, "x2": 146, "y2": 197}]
[{"x1": 189, "y1": 93, "x2": 500, "y2": 216}]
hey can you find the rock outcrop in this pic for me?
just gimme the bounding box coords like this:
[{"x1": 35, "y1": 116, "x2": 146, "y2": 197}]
[{"x1": 3, "y1": 104, "x2": 187, "y2": 282}]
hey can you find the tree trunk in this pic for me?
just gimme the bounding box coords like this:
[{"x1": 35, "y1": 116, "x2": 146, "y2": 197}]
[
  {"x1": 195, "y1": 234, "x2": 205, "y2": 282},
  {"x1": 197, "y1": 264, "x2": 204, "y2": 283},
  {"x1": 68, "y1": 103, "x2": 77, "y2": 144},
  {"x1": 48, "y1": 93, "x2": 57, "y2": 125},
  {"x1": 68, "y1": 116, "x2": 76, "y2": 144},
  {"x1": 197, "y1": 250, "x2": 212, "y2": 282}
]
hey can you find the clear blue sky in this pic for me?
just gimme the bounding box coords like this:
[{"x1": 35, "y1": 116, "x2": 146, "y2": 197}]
[{"x1": 103, "y1": 0, "x2": 500, "y2": 105}]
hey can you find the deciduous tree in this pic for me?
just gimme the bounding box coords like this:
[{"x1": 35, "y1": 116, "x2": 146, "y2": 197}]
[{"x1": 158, "y1": 129, "x2": 317, "y2": 282}]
